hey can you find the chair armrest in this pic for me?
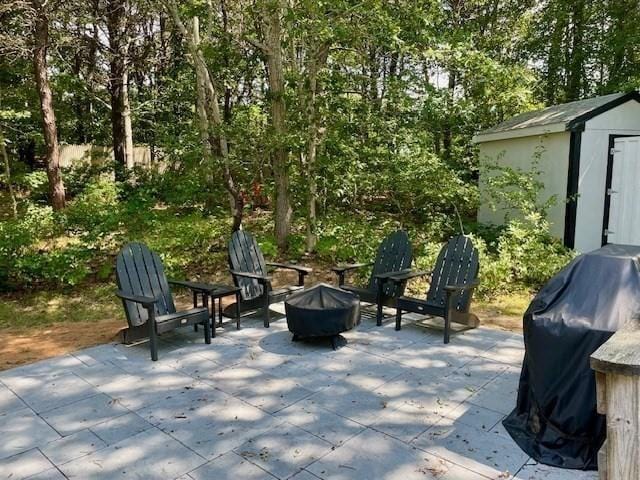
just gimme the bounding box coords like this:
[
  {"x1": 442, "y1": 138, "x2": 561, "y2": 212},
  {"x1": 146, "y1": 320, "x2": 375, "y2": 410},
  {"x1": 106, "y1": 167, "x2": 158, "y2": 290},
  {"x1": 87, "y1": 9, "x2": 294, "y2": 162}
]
[
  {"x1": 444, "y1": 280, "x2": 479, "y2": 293},
  {"x1": 331, "y1": 262, "x2": 373, "y2": 274},
  {"x1": 115, "y1": 291, "x2": 158, "y2": 308},
  {"x1": 389, "y1": 270, "x2": 432, "y2": 283},
  {"x1": 374, "y1": 269, "x2": 414, "y2": 281},
  {"x1": 230, "y1": 270, "x2": 272, "y2": 283},
  {"x1": 168, "y1": 280, "x2": 217, "y2": 293},
  {"x1": 266, "y1": 262, "x2": 312, "y2": 274}
]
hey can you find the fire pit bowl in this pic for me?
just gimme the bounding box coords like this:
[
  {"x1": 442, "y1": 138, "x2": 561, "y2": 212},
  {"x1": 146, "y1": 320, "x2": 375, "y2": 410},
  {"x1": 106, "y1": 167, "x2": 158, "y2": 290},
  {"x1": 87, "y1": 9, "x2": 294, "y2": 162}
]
[{"x1": 285, "y1": 283, "x2": 360, "y2": 349}]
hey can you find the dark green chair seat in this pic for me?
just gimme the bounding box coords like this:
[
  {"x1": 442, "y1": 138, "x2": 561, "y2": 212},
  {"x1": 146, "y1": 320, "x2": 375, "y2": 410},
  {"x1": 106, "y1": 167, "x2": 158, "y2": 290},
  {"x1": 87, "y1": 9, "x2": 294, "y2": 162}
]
[
  {"x1": 393, "y1": 235, "x2": 480, "y2": 344},
  {"x1": 115, "y1": 242, "x2": 212, "y2": 361},
  {"x1": 332, "y1": 230, "x2": 413, "y2": 326},
  {"x1": 154, "y1": 308, "x2": 210, "y2": 334}
]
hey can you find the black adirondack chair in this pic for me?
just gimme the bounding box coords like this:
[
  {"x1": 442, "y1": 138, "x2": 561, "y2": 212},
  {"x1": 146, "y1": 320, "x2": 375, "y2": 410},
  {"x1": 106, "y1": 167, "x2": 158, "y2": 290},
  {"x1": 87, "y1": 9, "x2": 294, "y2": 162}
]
[
  {"x1": 115, "y1": 242, "x2": 212, "y2": 361},
  {"x1": 332, "y1": 230, "x2": 413, "y2": 326},
  {"x1": 227, "y1": 230, "x2": 312, "y2": 327},
  {"x1": 392, "y1": 235, "x2": 480, "y2": 344}
]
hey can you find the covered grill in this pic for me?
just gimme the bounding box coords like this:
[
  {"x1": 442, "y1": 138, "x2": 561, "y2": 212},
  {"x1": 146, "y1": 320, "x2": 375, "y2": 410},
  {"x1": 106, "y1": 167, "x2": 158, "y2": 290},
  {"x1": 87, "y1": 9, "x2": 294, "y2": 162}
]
[{"x1": 503, "y1": 244, "x2": 640, "y2": 470}]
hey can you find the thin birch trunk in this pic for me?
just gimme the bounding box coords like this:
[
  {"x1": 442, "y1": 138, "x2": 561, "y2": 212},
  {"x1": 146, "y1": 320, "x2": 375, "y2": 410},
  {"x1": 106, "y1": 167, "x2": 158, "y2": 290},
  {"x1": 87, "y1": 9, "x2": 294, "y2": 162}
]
[
  {"x1": 166, "y1": 1, "x2": 244, "y2": 231},
  {"x1": 304, "y1": 44, "x2": 329, "y2": 253},
  {"x1": 0, "y1": 127, "x2": 18, "y2": 219},
  {"x1": 122, "y1": 68, "x2": 134, "y2": 168}
]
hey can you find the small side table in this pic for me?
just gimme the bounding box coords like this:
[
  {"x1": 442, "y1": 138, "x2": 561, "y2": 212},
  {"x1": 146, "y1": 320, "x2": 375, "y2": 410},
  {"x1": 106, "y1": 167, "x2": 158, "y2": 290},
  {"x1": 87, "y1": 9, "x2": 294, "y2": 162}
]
[{"x1": 181, "y1": 282, "x2": 241, "y2": 337}]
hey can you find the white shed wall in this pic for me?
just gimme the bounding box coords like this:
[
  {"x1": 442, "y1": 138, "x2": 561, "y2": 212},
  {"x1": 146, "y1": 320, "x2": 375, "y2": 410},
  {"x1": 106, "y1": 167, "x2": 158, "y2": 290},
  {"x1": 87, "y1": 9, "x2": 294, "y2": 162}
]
[
  {"x1": 574, "y1": 100, "x2": 640, "y2": 252},
  {"x1": 477, "y1": 132, "x2": 570, "y2": 240}
]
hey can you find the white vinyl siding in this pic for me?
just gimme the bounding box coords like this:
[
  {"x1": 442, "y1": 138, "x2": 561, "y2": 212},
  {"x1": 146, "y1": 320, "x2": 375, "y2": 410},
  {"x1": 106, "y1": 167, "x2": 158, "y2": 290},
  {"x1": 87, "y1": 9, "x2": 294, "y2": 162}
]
[{"x1": 477, "y1": 132, "x2": 570, "y2": 240}]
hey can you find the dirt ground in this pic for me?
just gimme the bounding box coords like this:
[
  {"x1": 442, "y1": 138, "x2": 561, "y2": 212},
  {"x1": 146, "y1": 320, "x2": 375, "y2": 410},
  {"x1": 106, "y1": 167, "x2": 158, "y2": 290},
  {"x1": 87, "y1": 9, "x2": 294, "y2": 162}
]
[{"x1": 0, "y1": 321, "x2": 124, "y2": 371}]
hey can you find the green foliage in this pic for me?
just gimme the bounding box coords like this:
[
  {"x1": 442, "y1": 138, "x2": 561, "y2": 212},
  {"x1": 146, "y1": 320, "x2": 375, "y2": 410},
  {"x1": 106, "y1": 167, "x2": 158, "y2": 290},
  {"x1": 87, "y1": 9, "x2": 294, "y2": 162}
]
[
  {"x1": 64, "y1": 178, "x2": 121, "y2": 239},
  {"x1": 476, "y1": 154, "x2": 575, "y2": 297}
]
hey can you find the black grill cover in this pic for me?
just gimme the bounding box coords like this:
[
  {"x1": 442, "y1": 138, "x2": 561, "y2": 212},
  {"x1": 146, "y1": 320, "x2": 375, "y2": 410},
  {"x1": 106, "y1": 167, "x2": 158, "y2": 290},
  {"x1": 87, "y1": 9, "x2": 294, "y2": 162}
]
[
  {"x1": 503, "y1": 244, "x2": 640, "y2": 470},
  {"x1": 285, "y1": 283, "x2": 360, "y2": 338}
]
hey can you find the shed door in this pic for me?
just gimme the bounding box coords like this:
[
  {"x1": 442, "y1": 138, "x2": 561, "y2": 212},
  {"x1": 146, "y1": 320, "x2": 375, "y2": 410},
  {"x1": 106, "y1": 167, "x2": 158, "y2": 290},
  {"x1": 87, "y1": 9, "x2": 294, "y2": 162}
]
[{"x1": 606, "y1": 136, "x2": 640, "y2": 245}]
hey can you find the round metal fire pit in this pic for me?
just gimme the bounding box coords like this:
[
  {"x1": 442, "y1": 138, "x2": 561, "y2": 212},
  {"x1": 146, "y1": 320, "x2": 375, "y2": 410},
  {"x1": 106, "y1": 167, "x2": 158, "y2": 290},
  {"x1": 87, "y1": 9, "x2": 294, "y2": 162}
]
[{"x1": 285, "y1": 283, "x2": 360, "y2": 349}]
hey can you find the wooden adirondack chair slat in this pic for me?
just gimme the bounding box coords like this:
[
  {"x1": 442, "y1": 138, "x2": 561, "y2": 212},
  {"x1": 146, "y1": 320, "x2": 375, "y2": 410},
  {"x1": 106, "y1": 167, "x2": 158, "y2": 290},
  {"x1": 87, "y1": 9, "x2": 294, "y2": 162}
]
[
  {"x1": 116, "y1": 242, "x2": 211, "y2": 360},
  {"x1": 338, "y1": 230, "x2": 413, "y2": 326},
  {"x1": 118, "y1": 246, "x2": 149, "y2": 325},
  {"x1": 229, "y1": 230, "x2": 268, "y2": 301},
  {"x1": 227, "y1": 230, "x2": 309, "y2": 327},
  {"x1": 396, "y1": 235, "x2": 480, "y2": 343}
]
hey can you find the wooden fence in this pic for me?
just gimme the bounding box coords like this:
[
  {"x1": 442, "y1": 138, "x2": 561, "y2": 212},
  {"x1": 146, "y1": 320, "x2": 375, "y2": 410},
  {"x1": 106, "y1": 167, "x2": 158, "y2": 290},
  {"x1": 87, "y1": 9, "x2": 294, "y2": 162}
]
[{"x1": 59, "y1": 145, "x2": 158, "y2": 170}]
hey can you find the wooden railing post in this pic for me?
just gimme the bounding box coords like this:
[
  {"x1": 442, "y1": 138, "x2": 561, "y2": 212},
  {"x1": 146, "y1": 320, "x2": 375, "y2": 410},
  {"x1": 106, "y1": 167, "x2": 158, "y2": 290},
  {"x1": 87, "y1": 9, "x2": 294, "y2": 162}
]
[{"x1": 591, "y1": 318, "x2": 640, "y2": 480}]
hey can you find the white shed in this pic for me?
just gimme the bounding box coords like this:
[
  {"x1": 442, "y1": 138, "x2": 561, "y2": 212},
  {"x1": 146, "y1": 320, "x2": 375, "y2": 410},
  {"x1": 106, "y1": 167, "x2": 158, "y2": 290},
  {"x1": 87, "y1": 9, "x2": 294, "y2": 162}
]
[{"x1": 474, "y1": 91, "x2": 640, "y2": 252}]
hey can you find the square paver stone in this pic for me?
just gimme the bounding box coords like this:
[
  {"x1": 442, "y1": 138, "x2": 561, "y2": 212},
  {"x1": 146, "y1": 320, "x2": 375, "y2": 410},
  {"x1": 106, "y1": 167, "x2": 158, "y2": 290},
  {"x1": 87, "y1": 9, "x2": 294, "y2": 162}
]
[
  {"x1": 23, "y1": 467, "x2": 67, "y2": 479},
  {"x1": 233, "y1": 375, "x2": 314, "y2": 414},
  {"x1": 307, "y1": 428, "x2": 484, "y2": 480},
  {"x1": 0, "y1": 383, "x2": 27, "y2": 416},
  {"x1": 289, "y1": 470, "x2": 323, "y2": 480},
  {"x1": 304, "y1": 381, "x2": 390, "y2": 426},
  {"x1": 467, "y1": 366, "x2": 520, "y2": 416},
  {"x1": 92, "y1": 370, "x2": 199, "y2": 411},
  {"x1": 89, "y1": 412, "x2": 153, "y2": 446},
  {"x1": 275, "y1": 401, "x2": 365, "y2": 446},
  {"x1": 2, "y1": 373, "x2": 99, "y2": 414},
  {"x1": 187, "y1": 451, "x2": 276, "y2": 480},
  {"x1": 39, "y1": 429, "x2": 106, "y2": 465},
  {"x1": 370, "y1": 402, "x2": 442, "y2": 443},
  {"x1": 0, "y1": 355, "x2": 85, "y2": 382},
  {"x1": 59, "y1": 428, "x2": 206, "y2": 479},
  {"x1": 234, "y1": 423, "x2": 334, "y2": 479},
  {"x1": 0, "y1": 409, "x2": 61, "y2": 460},
  {"x1": 0, "y1": 449, "x2": 55, "y2": 480},
  {"x1": 40, "y1": 393, "x2": 129, "y2": 436},
  {"x1": 441, "y1": 402, "x2": 505, "y2": 432},
  {"x1": 411, "y1": 420, "x2": 530, "y2": 478},
  {"x1": 137, "y1": 385, "x2": 282, "y2": 460},
  {"x1": 515, "y1": 462, "x2": 599, "y2": 480}
]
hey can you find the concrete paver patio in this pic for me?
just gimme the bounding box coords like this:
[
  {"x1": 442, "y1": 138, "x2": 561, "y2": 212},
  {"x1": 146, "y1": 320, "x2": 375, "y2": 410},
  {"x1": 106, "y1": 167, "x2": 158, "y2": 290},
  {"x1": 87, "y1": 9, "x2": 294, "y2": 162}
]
[{"x1": 0, "y1": 307, "x2": 600, "y2": 479}]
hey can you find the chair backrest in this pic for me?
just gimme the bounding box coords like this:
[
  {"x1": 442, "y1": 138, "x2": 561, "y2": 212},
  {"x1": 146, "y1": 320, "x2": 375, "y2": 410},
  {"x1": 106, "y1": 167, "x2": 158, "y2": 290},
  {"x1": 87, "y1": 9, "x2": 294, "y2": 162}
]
[
  {"x1": 228, "y1": 230, "x2": 268, "y2": 301},
  {"x1": 427, "y1": 235, "x2": 479, "y2": 311},
  {"x1": 367, "y1": 230, "x2": 413, "y2": 297},
  {"x1": 116, "y1": 242, "x2": 176, "y2": 327}
]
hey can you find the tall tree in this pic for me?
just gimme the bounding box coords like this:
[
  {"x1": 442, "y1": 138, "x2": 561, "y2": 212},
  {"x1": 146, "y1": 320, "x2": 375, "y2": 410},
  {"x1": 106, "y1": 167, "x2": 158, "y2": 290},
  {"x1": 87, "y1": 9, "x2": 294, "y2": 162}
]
[
  {"x1": 165, "y1": 0, "x2": 244, "y2": 231},
  {"x1": 105, "y1": 0, "x2": 134, "y2": 176},
  {"x1": 253, "y1": 0, "x2": 291, "y2": 251},
  {"x1": 31, "y1": 0, "x2": 65, "y2": 210}
]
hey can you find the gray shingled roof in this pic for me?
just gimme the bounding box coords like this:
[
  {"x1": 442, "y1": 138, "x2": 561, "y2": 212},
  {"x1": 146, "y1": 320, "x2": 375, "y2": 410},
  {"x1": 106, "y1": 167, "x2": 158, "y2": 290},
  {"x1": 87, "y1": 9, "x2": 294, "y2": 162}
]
[{"x1": 478, "y1": 92, "x2": 631, "y2": 136}]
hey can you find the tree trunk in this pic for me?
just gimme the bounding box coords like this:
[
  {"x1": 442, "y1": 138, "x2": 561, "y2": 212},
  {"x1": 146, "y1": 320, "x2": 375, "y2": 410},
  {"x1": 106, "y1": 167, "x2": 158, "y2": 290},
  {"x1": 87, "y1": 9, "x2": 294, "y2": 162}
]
[
  {"x1": 0, "y1": 127, "x2": 18, "y2": 219},
  {"x1": 566, "y1": 0, "x2": 585, "y2": 101},
  {"x1": 122, "y1": 68, "x2": 134, "y2": 168},
  {"x1": 442, "y1": 69, "x2": 456, "y2": 162},
  {"x1": 192, "y1": 17, "x2": 211, "y2": 160},
  {"x1": 106, "y1": 0, "x2": 132, "y2": 178},
  {"x1": 165, "y1": 1, "x2": 244, "y2": 231},
  {"x1": 304, "y1": 44, "x2": 329, "y2": 253},
  {"x1": 264, "y1": 0, "x2": 291, "y2": 251},
  {"x1": 32, "y1": 1, "x2": 65, "y2": 210}
]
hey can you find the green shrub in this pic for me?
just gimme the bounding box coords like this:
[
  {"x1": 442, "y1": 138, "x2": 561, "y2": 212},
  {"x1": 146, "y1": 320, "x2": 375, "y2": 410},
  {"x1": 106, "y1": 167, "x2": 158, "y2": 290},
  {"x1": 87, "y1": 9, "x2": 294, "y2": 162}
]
[
  {"x1": 62, "y1": 163, "x2": 114, "y2": 198},
  {"x1": 0, "y1": 203, "x2": 58, "y2": 289},
  {"x1": 63, "y1": 179, "x2": 123, "y2": 249},
  {"x1": 475, "y1": 152, "x2": 576, "y2": 297},
  {"x1": 15, "y1": 247, "x2": 92, "y2": 287}
]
